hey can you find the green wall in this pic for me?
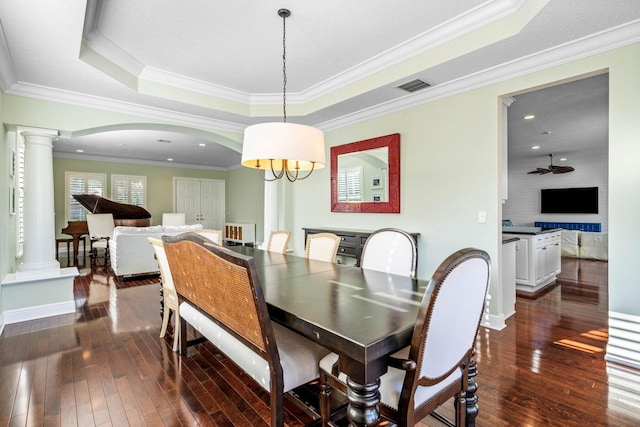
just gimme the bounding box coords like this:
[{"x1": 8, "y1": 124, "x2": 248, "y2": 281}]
[
  {"x1": 285, "y1": 43, "x2": 640, "y2": 320},
  {"x1": 226, "y1": 167, "x2": 265, "y2": 243},
  {"x1": 52, "y1": 157, "x2": 230, "y2": 235}
]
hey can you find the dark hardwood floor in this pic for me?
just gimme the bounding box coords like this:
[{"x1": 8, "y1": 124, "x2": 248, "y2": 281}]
[{"x1": 1, "y1": 256, "x2": 639, "y2": 426}]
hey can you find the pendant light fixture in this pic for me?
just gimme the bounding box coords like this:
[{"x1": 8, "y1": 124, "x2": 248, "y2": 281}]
[{"x1": 241, "y1": 8, "x2": 325, "y2": 182}]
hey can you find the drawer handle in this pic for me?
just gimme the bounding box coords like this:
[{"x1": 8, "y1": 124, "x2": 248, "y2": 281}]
[{"x1": 340, "y1": 248, "x2": 345, "y2": 252}]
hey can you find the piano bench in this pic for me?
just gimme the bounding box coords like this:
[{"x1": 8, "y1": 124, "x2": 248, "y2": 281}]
[
  {"x1": 56, "y1": 237, "x2": 86, "y2": 266},
  {"x1": 55, "y1": 238, "x2": 73, "y2": 263}
]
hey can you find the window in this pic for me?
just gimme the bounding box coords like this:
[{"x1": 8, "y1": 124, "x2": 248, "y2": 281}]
[
  {"x1": 66, "y1": 172, "x2": 107, "y2": 221},
  {"x1": 337, "y1": 167, "x2": 362, "y2": 202},
  {"x1": 111, "y1": 174, "x2": 147, "y2": 207}
]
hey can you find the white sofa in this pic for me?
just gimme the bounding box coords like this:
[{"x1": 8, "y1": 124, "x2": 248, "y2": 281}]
[
  {"x1": 109, "y1": 224, "x2": 203, "y2": 278},
  {"x1": 561, "y1": 230, "x2": 608, "y2": 261}
]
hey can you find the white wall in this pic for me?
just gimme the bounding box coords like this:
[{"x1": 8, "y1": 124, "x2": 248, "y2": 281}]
[{"x1": 503, "y1": 153, "x2": 608, "y2": 231}]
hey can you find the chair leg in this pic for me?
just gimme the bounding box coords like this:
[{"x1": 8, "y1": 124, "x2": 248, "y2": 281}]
[
  {"x1": 172, "y1": 311, "x2": 180, "y2": 352},
  {"x1": 160, "y1": 306, "x2": 170, "y2": 338}
]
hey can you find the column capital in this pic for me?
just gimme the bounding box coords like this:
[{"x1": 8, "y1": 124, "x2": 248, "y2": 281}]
[{"x1": 19, "y1": 127, "x2": 59, "y2": 141}]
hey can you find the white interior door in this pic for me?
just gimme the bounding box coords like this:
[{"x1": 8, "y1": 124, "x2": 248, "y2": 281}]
[
  {"x1": 199, "y1": 180, "x2": 224, "y2": 229},
  {"x1": 175, "y1": 178, "x2": 225, "y2": 228}
]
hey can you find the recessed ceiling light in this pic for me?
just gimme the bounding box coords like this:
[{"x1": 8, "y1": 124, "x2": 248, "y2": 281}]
[
  {"x1": 76, "y1": 149, "x2": 84, "y2": 153},
  {"x1": 532, "y1": 146, "x2": 540, "y2": 150},
  {"x1": 542, "y1": 131, "x2": 551, "y2": 135},
  {"x1": 167, "y1": 158, "x2": 173, "y2": 162},
  {"x1": 199, "y1": 143, "x2": 206, "y2": 147},
  {"x1": 559, "y1": 157, "x2": 567, "y2": 161},
  {"x1": 523, "y1": 114, "x2": 535, "y2": 120}
]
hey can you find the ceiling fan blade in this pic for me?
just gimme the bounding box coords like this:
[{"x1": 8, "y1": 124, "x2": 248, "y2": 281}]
[
  {"x1": 528, "y1": 168, "x2": 550, "y2": 174},
  {"x1": 552, "y1": 166, "x2": 575, "y2": 174}
]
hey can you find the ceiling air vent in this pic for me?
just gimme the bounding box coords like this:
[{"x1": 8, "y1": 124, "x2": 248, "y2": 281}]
[{"x1": 397, "y1": 79, "x2": 431, "y2": 93}]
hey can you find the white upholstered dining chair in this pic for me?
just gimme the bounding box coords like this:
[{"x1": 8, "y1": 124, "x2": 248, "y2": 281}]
[
  {"x1": 148, "y1": 237, "x2": 180, "y2": 352},
  {"x1": 86, "y1": 213, "x2": 115, "y2": 266},
  {"x1": 194, "y1": 229, "x2": 223, "y2": 245},
  {"x1": 305, "y1": 232, "x2": 341, "y2": 263},
  {"x1": 162, "y1": 213, "x2": 186, "y2": 226},
  {"x1": 266, "y1": 230, "x2": 291, "y2": 253},
  {"x1": 360, "y1": 228, "x2": 418, "y2": 278},
  {"x1": 319, "y1": 248, "x2": 491, "y2": 427}
]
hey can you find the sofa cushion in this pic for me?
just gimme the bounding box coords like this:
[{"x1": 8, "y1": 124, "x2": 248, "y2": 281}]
[
  {"x1": 580, "y1": 232, "x2": 608, "y2": 261},
  {"x1": 162, "y1": 224, "x2": 204, "y2": 233},
  {"x1": 114, "y1": 225, "x2": 164, "y2": 236},
  {"x1": 561, "y1": 230, "x2": 579, "y2": 258}
]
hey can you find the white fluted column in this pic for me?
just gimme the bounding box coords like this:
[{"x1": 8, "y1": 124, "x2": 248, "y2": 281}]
[
  {"x1": 261, "y1": 176, "x2": 279, "y2": 249},
  {"x1": 17, "y1": 130, "x2": 60, "y2": 277}
]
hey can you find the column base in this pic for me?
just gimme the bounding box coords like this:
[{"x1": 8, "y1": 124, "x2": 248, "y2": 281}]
[
  {"x1": 2, "y1": 267, "x2": 78, "y2": 324},
  {"x1": 16, "y1": 260, "x2": 61, "y2": 279}
]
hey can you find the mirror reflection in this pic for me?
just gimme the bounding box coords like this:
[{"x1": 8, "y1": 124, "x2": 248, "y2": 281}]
[
  {"x1": 330, "y1": 133, "x2": 400, "y2": 213},
  {"x1": 337, "y1": 147, "x2": 389, "y2": 203}
]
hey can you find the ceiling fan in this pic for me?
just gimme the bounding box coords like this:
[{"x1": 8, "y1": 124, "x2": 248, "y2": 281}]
[{"x1": 527, "y1": 154, "x2": 575, "y2": 175}]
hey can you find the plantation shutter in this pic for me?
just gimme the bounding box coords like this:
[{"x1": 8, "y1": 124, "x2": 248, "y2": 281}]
[{"x1": 112, "y1": 175, "x2": 146, "y2": 207}]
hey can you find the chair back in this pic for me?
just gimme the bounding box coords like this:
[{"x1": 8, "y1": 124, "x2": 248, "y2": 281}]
[
  {"x1": 147, "y1": 237, "x2": 176, "y2": 293},
  {"x1": 267, "y1": 230, "x2": 291, "y2": 253},
  {"x1": 402, "y1": 248, "x2": 490, "y2": 414},
  {"x1": 305, "y1": 232, "x2": 341, "y2": 263},
  {"x1": 162, "y1": 232, "x2": 281, "y2": 365},
  {"x1": 360, "y1": 228, "x2": 417, "y2": 278},
  {"x1": 195, "y1": 229, "x2": 223, "y2": 245},
  {"x1": 86, "y1": 213, "x2": 115, "y2": 239},
  {"x1": 162, "y1": 213, "x2": 186, "y2": 226}
]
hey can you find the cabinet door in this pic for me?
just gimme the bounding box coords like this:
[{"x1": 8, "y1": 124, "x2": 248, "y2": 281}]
[
  {"x1": 547, "y1": 242, "x2": 561, "y2": 276},
  {"x1": 515, "y1": 239, "x2": 530, "y2": 282},
  {"x1": 535, "y1": 245, "x2": 547, "y2": 284}
]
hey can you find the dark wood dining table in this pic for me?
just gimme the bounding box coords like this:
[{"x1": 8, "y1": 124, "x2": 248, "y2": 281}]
[{"x1": 226, "y1": 246, "x2": 430, "y2": 426}]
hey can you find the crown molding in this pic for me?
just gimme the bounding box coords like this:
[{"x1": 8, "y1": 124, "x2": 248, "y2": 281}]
[
  {"x1": 4, "y1": 81, "x2": 245, "y2": 134},
  {"x1": 79, "y1": 0, "x2": 525, "y2": 108},
  {"x1": 302, "y1": 0, "x2": 527, "y2": 101},
  {"x1": 52, "y1": 151, "x2": 231, "y2": 171},
  {"x1": 4, "y1": 18, "x2": 640, "y2": 135},
  {"x1": 317, "y1": 19, "x2": 640, "y2": 131},
  {"x1": 140, "y1": 67, "x2": 251, "y2": 103}
]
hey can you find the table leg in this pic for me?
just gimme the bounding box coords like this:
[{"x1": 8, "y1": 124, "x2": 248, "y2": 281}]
[{"x1": 346, "y1": 377, "x2": 381, "y2": 426}]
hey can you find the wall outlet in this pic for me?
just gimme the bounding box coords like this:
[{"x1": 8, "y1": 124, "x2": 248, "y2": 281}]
[{"x1": 478, "y1": 210, "x2": 487, "y2": 223}]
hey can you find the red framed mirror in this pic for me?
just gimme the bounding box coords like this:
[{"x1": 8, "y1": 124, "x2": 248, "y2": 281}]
[{"x1": 331, "y1": 133, "x2": 400, "y2": 213}]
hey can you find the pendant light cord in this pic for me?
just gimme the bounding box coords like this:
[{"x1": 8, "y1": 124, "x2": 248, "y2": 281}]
[{"x1": 281, "y1": 10, "x2": 287, "y2": 123}]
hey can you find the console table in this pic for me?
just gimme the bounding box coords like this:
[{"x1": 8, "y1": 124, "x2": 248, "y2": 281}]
[{"x1": 303, "y1": 227, "x2": 419, "y2": 266}]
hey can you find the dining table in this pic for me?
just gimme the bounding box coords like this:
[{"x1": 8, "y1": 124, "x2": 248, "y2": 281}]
[{"x1": 225, "y1": 245, "x2": 433, "y2": 426}]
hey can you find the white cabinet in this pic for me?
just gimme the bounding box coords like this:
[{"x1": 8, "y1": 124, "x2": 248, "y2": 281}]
[
  {"x1": 224, "y1": 223, "x2": 255, "y2": 246},
  {"x1": 501, "y1": 240, "x2": 517, "y2": 320},
  {"x1": 511, "y1": 231, "x2": 561, "y2": 292}
]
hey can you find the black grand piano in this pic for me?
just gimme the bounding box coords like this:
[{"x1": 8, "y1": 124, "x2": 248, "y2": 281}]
[{"x1": 61, "y1": 195, "x2": 152, "y2": 266}]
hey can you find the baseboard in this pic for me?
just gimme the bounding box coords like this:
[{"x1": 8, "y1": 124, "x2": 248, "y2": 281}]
[
  {"x1": 606, "y1": 311, "x2": 640, "y2": 370},
  {"x1": 3, "y1": 301, "x2": 76, "y2": 325}
]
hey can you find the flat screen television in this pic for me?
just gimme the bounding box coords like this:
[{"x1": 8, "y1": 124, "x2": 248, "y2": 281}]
[{"x1": 541, "y1": 187, "x2": 598, "y2": 214}]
